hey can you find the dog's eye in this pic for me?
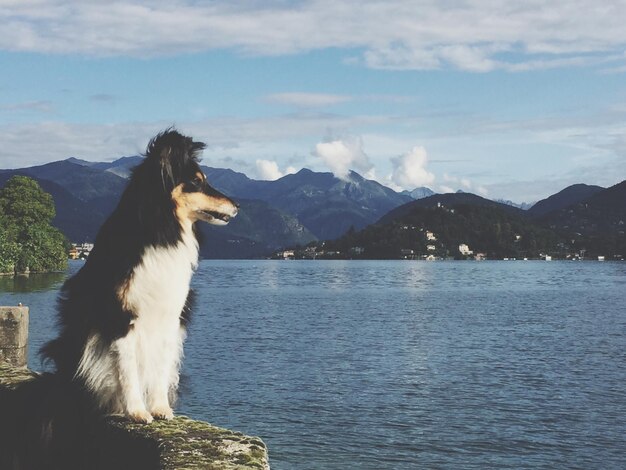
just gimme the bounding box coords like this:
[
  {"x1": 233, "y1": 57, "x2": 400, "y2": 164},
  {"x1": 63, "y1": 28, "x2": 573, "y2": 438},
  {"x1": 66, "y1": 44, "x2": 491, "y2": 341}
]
[{"x1": 192, "y1": 177, "x2": 203, "y2": 187}]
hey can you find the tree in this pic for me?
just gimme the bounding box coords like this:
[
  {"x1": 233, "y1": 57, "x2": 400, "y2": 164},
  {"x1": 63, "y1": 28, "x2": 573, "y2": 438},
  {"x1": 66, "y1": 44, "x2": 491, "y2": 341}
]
[{"x1": 0, "y1": 176, "x2": 68, "y2": 274}]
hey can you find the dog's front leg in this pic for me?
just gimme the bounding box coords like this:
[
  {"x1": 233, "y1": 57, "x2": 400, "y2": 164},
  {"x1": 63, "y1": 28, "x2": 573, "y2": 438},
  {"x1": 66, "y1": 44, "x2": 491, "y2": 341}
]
[
  {"x1": 149, "y1": 364, "x2": 175, "y2": 420},
  {"x1": 147, "y1": 326, "x2": 185, "y2": 420},
  {"x1": 114, "y1": 332, "x2": 153, "y2": 424}
]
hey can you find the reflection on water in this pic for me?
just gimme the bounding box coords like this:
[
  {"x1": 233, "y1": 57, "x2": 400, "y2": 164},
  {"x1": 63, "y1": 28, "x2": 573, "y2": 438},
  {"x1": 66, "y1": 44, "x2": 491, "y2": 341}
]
[{"x1": 0, "y1": 271, "x2": 67, "y2": 294}]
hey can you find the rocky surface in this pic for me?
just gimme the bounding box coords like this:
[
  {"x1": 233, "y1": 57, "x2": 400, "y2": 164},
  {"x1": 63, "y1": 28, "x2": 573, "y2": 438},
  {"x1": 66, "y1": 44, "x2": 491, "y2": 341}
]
[{"x1": 0, "y1": 365, "x2": 270, "y2": 469}]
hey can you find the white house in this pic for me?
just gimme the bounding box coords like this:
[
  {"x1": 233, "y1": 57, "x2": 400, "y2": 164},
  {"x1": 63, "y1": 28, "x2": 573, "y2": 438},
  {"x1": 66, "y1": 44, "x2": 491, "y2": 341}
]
[{"x1": 458, "y1": 244, "x2": 473, "y2": 255}]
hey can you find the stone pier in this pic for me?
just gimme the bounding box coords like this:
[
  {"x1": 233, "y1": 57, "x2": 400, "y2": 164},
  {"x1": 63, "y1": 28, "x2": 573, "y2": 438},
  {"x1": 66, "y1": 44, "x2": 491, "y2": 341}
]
[{"x1": 0, "y1": 306, "x2": 29, "y2": 368}]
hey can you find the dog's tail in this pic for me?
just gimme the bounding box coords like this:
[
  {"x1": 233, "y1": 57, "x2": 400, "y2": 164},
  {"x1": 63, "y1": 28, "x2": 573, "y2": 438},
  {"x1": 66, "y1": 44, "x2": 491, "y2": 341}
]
[{"x1": 0, "y1": 373, "x2": 95, "y2": 470}]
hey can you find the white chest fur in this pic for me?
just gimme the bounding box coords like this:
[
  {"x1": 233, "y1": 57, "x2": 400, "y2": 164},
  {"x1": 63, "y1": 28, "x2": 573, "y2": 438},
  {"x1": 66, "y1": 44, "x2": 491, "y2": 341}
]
[
  {"x1": 125, "y1": 229, "x2": 199, "y2": 323},
  {"x1": 77, "y1": 230, "x2": 199, "y2": 418}
]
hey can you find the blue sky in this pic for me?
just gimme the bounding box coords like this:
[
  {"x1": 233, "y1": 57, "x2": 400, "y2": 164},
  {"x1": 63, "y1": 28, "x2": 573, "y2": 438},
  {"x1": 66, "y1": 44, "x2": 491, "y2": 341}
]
[{"x1": 1, "y1": 1, "x2": 626, "y2": 202}]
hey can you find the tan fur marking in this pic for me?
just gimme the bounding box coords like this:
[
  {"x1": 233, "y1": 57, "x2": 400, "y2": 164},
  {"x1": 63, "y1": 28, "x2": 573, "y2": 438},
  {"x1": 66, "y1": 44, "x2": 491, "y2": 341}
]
[
  {"x1": 117, "y1": 277, "x2": 134, "y2": 312},
  {"x1": 171, "y1": 183, "x2": 236, "y2": 224}
]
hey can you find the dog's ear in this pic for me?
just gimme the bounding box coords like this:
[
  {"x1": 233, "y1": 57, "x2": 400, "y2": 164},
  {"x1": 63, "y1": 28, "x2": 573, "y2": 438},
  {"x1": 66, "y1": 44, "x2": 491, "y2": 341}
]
[{"x1": 145, "y1": 129, "x2": 206, "y2": 190}]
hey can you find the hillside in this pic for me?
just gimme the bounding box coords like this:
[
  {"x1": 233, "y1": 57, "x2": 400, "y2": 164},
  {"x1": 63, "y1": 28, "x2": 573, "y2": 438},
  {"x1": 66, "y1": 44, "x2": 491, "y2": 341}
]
[
  {"x1": 199, "y1": 199, "x2": 316, "y2": 258},
  {"x1": 324, "y1": 201, "x2": 563, "y2": 260},
  {"x1": 60, "y1": 158, "x2": 411, "y2": 241},
  {"x1": 380, "y1": 192, "x2": 524, "y2": 225},
  {"x1": 538, "y1": 180, "x2": 626, "y2": 257},
  {"x1": 211, "y1": 168, "x2": 412, "y2": 239},
  {"x1": 2, "y1": 160, "x2": 129, "y2": 203},
  {"x1": 528, "y1": 183, "x2": 605, "y2": 218}
]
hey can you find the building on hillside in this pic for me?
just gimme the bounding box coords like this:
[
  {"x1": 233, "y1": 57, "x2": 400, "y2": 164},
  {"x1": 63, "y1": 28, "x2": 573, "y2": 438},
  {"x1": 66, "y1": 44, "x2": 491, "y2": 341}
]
[
  {"x1": 69, "y1": 243, "x2": 94, "y2": 260},
  {"x1": 458, "y1": 244, "x2": 473, "y2": 256},
  {"x1": 425, "y1": 231, "x2": 437, "y2": 241}
]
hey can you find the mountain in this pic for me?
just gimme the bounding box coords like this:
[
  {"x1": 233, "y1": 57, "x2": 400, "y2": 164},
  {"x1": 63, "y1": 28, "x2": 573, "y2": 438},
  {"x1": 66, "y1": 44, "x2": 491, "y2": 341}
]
[
  {"x1": 402, "y1": 187, "x2": 436, "y2": 200},
  {"x1": 537, "y1": 180, "x2": 626, "y2": 257},
  {"x1": 202, "y1": 166, "x2": 256, "y2": 198},
  {"x1": 1, "y1": 159, "x2": 411, "y2": 257},
  {"x1": 495, "y1": 199, "x2": 534, "y2": 210},
  {"x1": 199, "y1": 199, "x2": 316, "y2": 258},
  {"x1": 69, "y1": 155, "x2": 144, "y2": 178},
  {"x1": 201, "y1": 168, "x2": 412, "y2": 240},
  {"x1": 380, "y1": 192, "x2": 524, "y2": 225},
  {"x1": 538, "y1": 180, "x2": 626, "y2": 239},
  {"x1": 64, "y1": 158, "x2": 411, "y2": 240},
  {"x1": 1, "y1": 160, "x2": 128, "y2": 203},
  {"x1": 324, "y1": 197, "x2": 563, "y2": 260},
  {"x1": 0, "y1": 160, "x2": 314, "y2": 256},
  {"x1": 527, "y1": 183, "x2": 605, "y2": 218},
  {"x1": 267, "y1": 169, "x2": 413, "y2": 239}
]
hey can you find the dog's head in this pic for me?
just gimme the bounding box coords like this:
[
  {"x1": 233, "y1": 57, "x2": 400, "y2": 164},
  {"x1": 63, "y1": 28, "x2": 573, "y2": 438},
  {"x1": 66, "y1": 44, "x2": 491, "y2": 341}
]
[{"x1": 144, "y1": 129, "x2": 238, "y2": 226}]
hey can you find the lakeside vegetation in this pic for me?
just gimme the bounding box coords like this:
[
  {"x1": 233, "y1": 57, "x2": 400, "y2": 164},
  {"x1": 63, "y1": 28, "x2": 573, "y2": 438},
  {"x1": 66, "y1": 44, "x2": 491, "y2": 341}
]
[{"x1": 0, "y1": 176, "x2": 68, "y2": 275}]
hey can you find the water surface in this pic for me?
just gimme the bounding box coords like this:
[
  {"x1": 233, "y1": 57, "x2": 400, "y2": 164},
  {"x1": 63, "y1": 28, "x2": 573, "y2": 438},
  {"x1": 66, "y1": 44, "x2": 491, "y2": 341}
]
[{"x1": 1, "y1": 260, "x2": 625, "y2": 469}]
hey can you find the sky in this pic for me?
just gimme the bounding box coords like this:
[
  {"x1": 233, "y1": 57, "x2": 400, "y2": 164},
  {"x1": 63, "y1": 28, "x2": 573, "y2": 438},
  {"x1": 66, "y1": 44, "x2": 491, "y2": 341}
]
[{"x1": 1, "y1": 1, "x2": 626, "y2": 203}]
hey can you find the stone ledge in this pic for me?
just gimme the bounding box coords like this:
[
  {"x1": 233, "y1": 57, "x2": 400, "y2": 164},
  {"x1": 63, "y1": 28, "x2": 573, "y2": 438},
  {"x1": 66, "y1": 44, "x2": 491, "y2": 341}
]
[
  {"x1": 0, "y1": 365, "x2": 270, "y2": 469},
  {"x1": 104, "y1": 416, "x2": 269, "y2": 470}
]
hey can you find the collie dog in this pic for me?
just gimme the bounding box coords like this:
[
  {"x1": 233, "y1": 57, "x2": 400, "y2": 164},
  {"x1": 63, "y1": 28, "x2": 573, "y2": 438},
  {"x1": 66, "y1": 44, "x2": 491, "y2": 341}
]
[{"x1": 42, "y1": 129, "x2": 238, "y2": 423}]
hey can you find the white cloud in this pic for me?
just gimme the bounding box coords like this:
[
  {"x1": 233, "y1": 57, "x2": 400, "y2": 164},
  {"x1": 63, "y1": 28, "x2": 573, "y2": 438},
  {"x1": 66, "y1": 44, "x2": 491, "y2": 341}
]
[
  {"x1": 1, "y1": 1, "x2": 626, "y2": 72},
  {"x1": 0, "y1": 121, "x2": 154, "y2": 168},
  {"x1": 265, "y1": 93, "x2": 351, "y2": 108},
  {"x1": 389, "y1": 146, "x2": 435, "y2": 190},
  {"x1": 256, "y1": 159, "x2": 283, "y2": 180},
  {"x1": 0, "y1": 113, "x2": 391, "y2": 169},
  {"x1": 255, "y1": 159, "x2": 296, "y2": 180},
  {"x1": 313, "y1": 137, "x2": 373, "y2": 180}
]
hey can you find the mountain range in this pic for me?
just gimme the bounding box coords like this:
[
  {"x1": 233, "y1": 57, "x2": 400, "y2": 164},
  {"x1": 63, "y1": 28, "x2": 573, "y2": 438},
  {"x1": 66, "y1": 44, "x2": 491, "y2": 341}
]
[
  {"x1": 323, "y1": 180, "x2": 625, "y2": 259},
  {"x1": 0, "y1": 157, "x2": 410, "y2": 258},
  {"x1": 1, "y1": 157, "x2": 623, "y2": 259}
]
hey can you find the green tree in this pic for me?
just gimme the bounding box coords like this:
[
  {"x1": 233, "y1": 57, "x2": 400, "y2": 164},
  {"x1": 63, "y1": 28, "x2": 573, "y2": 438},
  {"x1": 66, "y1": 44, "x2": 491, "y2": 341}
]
[
  {"x1": 0, "y1": 229, "x2": 20, "y2": 273},
  {"x1": 0, "y1": 176, "x2": 68, "y2": 274}
]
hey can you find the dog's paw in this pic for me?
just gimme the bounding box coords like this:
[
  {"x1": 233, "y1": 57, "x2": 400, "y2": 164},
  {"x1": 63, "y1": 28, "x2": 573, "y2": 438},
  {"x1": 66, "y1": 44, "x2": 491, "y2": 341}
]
[
  {"x1": 151, "y1": 404, "x2": 175, "y2": 420},
  {"x1": 127, "y1": 408, "x2": 154, "y2": 424}
]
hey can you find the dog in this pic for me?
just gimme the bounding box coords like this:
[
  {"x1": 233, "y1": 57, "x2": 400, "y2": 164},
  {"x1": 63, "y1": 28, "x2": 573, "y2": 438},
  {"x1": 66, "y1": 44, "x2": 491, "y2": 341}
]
[{"x1": 41, "y1": 129, "x2": 238, "y2": 424}]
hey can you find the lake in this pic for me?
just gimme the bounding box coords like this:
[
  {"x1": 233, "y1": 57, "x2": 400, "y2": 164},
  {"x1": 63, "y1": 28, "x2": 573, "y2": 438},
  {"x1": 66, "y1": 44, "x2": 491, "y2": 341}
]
[{"x1": 1, "y1": 260, "x2": 625, "y2": 469}]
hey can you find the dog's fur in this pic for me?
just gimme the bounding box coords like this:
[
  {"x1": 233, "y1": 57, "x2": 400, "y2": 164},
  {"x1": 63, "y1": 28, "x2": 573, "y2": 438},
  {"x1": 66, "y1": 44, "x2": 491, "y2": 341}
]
[{"x1": 41, "y1": 129, "x2": 238, "y2": 423}]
